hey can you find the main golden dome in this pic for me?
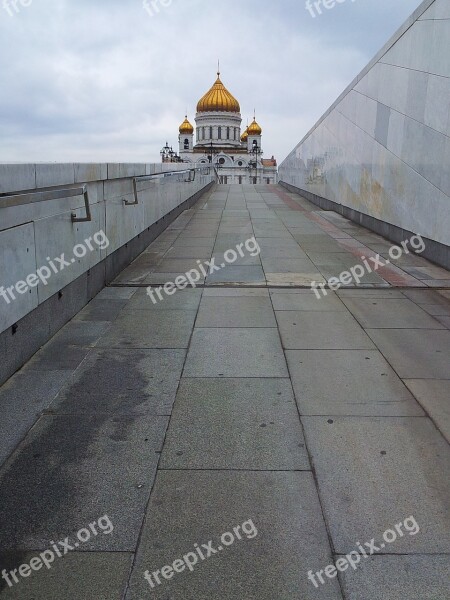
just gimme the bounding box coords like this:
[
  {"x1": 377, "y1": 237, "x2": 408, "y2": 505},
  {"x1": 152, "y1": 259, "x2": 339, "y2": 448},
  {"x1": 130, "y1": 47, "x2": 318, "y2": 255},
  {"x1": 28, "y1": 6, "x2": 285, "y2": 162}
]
[
  {"x1": 197, "y1": 72, "x2": 240, "y2": 114},
  {"x1": 179, "y1": 116, "x2": 194, "y2": 134}
]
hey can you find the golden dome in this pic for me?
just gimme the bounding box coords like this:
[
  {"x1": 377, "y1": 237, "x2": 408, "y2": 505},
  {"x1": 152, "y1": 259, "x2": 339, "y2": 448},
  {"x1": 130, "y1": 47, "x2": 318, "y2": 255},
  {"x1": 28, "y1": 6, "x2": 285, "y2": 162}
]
[
  {"x1": 248, "y1": 117, "x2": 262, "y2": 136},
  {"x1": 197, "y1": 72, "x2": 240, "y2": 113},
  {"x1": 241, "y1": 127, "x2": 249, "y2": 142},
  {"x1": 179, "y1": 116, "x2": 194, "y2": 134}
]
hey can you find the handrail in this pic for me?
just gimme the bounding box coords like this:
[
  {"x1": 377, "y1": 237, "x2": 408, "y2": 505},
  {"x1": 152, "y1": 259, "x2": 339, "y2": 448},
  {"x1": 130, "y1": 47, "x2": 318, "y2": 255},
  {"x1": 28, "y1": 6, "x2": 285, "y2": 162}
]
[
  {"x1": 0, "y1": 166, "x2": 211, "y2": 213},
  {"x1": 0, "y1": 185, "x2": 92, "y2": 223},
  {"x1": 124, "y1": 167, "x2": 209, "y2": 206}
]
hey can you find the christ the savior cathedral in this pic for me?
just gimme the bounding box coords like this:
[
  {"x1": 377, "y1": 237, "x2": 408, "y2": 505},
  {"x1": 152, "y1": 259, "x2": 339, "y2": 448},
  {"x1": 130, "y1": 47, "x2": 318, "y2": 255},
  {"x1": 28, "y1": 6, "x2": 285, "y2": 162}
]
[{"x1": 174, "y1": 70, "x2": 277, "y2": 185}]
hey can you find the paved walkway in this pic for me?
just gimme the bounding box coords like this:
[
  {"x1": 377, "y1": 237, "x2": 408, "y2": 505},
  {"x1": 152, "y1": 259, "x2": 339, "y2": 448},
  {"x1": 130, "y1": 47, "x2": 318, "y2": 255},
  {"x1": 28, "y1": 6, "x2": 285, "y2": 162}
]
[{"x1": 0, "y1": 184, "x2": 449, "y2": 599}]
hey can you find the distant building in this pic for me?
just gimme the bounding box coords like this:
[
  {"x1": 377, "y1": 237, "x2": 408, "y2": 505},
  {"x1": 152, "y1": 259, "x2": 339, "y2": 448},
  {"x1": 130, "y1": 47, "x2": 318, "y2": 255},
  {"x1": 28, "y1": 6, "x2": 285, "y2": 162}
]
[{"x1": 174, "y1": 70, "x2": 277, "y2": 184}]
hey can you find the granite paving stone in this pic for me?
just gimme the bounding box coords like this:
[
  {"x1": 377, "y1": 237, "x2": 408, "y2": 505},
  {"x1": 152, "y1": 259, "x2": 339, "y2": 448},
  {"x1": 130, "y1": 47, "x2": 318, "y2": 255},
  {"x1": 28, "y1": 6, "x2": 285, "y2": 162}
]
[
  {"x1": 404, "y1": 379, "x2": 450, "y2": 442},
  {"x1": 97, "y1": 310, "x2": 197, "y2": 348},
  {"x1": 303, "y1": 416, "x2": 450, "y2": 553},
  {"x1": 196, "y1": 296, "x2": 277, "y2": 327},
  {"x1": 270, "y1": 289, "x2": 346, "y2": 311},
  {"x1": 339, "y1": 555, "x2": 450, "y2": 600},
  {"x1": 127, "y1": 288, "x2": 202, "y2": 311},
  {"x1": 341, "y1": 297, "x2": 445, "y2": 329},
  {"x1": 125, "y1": 471, "x2": 342, "y2": 600},
  {"x1": 50, "y1": 349, "x2": 186, "y2": 416},
  {"x1": 183, "y1": 328, "x2": 288, "y2": 377},
  {"x1": 0, "y1": 370, "x2": 73, "y2": 466},
  {"x1": 366, "y1": 328, "x2": 450, "y2": 379},
  {"x1": 160, "y1": 378, "x2": 309, "y2": 470},
  {"x1": 287, "y1": 350, "x2": 423, "y2": 416},
  {"x1": 277, "y1": 311, "x2": 375, "y2": 350},
  {"x1": 0, "y1": 552, "x2": 133, "y2": 600},
  {"x1": 0, "y1": 414, "x2": 168, "y2": 551}
]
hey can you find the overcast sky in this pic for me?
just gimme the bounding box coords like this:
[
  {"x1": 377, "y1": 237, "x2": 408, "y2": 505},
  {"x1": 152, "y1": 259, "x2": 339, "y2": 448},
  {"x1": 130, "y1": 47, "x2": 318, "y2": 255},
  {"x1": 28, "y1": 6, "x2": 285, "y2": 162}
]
[{"x1": 0, "y1": 0, "x2": 422, "y2": 164}]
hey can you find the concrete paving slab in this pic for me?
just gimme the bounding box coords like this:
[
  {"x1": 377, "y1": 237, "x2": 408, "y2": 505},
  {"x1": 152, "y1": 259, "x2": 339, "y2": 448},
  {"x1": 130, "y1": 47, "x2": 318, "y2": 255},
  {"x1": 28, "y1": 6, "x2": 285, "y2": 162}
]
[
  {"x1": 164, "y1": 245, "x2": 213, "y2": 259},
  {"x1": 50, "y1": 349, "x2": 185, "y2": 416},
  {"x1": 160, "y1": 378, "x2": 309, "y2": 470},
  {"x1": 403, "y1": 265, "x2": 450, "y2": 280},
  {"x1": 95, "y1": 287, "x2": 137, "y2": 300},
  {"x1": 402, "y1": 289, "x2": 450, "y2": 306},
  {"x1": 196, "y1": 297, "x2": 276, "y2": 328},
  {"x1": 261, "y1": 258, "x2": 317, "y2": 273},
  {"x1": 0, "y1": 414, "x2": 168, "y2": 551},
  {"x1": 259, "y1": 246, "x2": 308, "y2": 258},
  {"x1": 305, "y1": 252, "x2": 359, "y2": 266},
  {"x1": 73, "y1": 298, "x2": 128, "y2": 322},
  {"x1": 206, "y1": 265, "x2": 266, "y2": 285},
  {"x1": 183, "y1": 328, "x2": 288, "y2": 377},
  {"x1": 0, "y1": 552, "x2": 133, "y2": 600},
  {"x1": 318, "y1": 267, "x2": 388, "y2": 285},
  {"x1": 404, "y1": 379, "x2": 450, "y2": 442},
  {"x1": 341, "y1": 298, "x2": 445, "y2": 329},
  {"x1": 211, "y1": 252, "x2": 261, "y2": 266},
  {"x1": 339, "y1": 555, "x2": 450, "y2": 600},
  {"x1": 303, "y1": 416, "x2": 450, "y2": 553},
  {"x1": 173, "y1": 237, "x2": 215, "y2": 248},
  {"x1": 96, "y1": 310, "x2": 197, "y2": 349},
  {"x1": 271, "y1": 290, "x2": 346, "y2": 311},
  {"x1": 366, "y1": 328, "x2": 450, "y2": 379},
  {"x1": 26, "y1": 322, "x2": 111, "y2": 370},
  {"x1": 112, "y1": 253, "x2": 163, "y2": 284},
  {"x1": 277, "y1": 311, "x2": 375, "y2": 350},
  {"x1": 436, "y1": 315, "x2": 450, "y2": 328},
  {"x1": 424, "y1": 279, "x2": 450, "y2": 287},
  {"x1": 127, "y1": 288, "x2": 202, "y2": 311},
  {"x1": 420, "y1": 303, "x2": 450, "y2": 316},
  {"x1": 0, "y1": 370, "x2": 72, "y2": 466},
  {"x1": 125, "y1": 471, "x2": 342, "y2": 600},
  {"x1": 153, "y1": 259, "x2": 203, "y2": 273},
  {"x1": 287, "y1": 350, "x2": 423, "y2": 416}
]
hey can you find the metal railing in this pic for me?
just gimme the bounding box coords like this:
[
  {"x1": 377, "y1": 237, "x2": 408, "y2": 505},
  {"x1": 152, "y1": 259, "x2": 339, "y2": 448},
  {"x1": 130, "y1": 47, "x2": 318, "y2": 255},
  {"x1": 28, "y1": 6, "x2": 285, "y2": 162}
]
[
  {"x1": 0, "y1": 185, "x2": 91, "y2": 223},
  {"x1": 0, "y1": 166, "x2": 212, "y2": 220}
]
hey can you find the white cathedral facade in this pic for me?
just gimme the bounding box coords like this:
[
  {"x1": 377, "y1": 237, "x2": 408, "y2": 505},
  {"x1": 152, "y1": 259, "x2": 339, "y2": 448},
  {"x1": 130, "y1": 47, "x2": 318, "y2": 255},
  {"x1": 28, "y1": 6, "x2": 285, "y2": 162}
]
[{"x1": 173, "y1": 71, "x2": 277, "y2": 185}]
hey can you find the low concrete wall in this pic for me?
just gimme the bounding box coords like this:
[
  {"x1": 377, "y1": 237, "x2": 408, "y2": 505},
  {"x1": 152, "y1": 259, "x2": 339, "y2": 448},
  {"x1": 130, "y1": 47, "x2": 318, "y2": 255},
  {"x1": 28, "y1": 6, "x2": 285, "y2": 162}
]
[
  {"x1": 0, "y1": 162, "x2": 214, "y2": 384},
  {"x1": 279, "y1": 0, "x2": 450, "y2": 269}
]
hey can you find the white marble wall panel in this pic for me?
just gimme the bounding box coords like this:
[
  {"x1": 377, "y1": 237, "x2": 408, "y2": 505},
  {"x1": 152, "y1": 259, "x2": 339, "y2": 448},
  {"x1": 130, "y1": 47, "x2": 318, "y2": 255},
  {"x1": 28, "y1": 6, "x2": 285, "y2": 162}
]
[
  {"x1": 34, "y1": 201, "x2": 107, "y2": 302},
  {"x1": 280, "y1": 0, "x2": 450, "y2": 248},
  {"x1": 0, "y1": 164, "x2": 35, "y2": 194},
  {"x1": 0, "y1": 224, "x2": 38, "y2": 332}
]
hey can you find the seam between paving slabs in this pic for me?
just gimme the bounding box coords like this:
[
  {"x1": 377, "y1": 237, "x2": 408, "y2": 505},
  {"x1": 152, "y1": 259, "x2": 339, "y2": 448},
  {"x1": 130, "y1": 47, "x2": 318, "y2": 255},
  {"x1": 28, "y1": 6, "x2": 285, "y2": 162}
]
[{"x1": 268, "y1": 287, "x2": 347, "y2": 600}]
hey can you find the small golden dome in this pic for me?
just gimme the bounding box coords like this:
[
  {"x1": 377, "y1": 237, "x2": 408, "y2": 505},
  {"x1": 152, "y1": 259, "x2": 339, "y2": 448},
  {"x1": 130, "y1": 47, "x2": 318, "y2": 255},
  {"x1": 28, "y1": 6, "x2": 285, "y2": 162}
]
[
  {"x1": 248, "y1": 118, "x2": 262, "y2": 136},
  {"x1": 179, "y1": 116, "x2": 194, "y2": 134},
  {"x1": 241, "y1": 127, "x2": 249, "y2": 142},
  {"x1": 197, "y1": 72, "x2": 240, "y2": 113}
]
